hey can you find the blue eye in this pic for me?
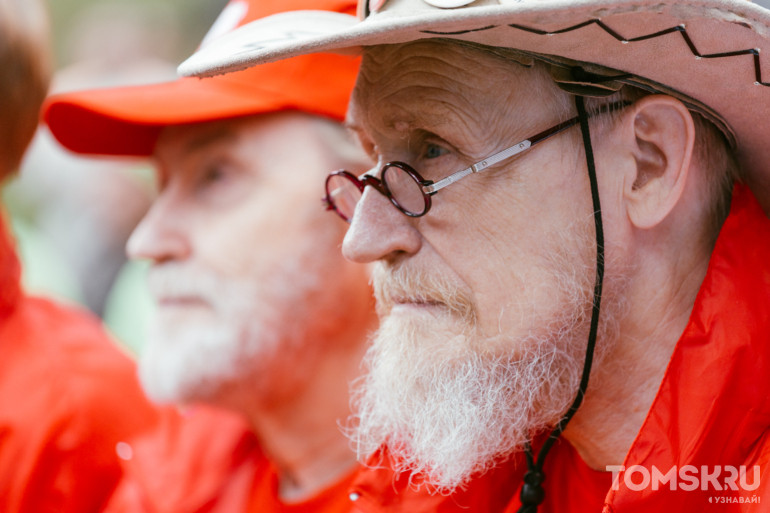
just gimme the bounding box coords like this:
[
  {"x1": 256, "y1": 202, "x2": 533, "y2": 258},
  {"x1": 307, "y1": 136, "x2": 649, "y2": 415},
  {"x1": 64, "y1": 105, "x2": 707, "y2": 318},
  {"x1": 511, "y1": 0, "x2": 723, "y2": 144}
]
[{"x1": 424, "y1": 143, "x2": 447, "y2": 159}]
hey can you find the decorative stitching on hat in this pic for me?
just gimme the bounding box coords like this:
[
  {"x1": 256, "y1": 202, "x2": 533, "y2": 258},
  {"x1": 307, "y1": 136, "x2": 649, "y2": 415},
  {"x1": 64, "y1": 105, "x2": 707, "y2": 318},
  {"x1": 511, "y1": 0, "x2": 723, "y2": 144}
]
[
  {"x1": 422, "y1": 24, "x2": 498, "y2": 35},
  {"x1": 421, "y1": 18, "x2": 770, "y2": 87}
]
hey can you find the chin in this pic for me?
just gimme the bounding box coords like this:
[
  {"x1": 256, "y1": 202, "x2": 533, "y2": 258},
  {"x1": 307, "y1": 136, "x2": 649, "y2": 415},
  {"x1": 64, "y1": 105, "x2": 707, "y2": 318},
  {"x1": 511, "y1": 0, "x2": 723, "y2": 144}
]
[{"x1": 138, "y1": 318, "x2": 245, "y2": 404}]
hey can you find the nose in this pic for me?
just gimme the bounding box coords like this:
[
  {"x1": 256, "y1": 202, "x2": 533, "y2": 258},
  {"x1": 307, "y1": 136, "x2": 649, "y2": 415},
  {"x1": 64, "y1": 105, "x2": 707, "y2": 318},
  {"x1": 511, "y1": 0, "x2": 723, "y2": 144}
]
[
  {"x1": 342, "y1": 186, "x2": 422, "y2": 263},
  {"x1": 126, "y1": 192, "x2": 191, "y2": 264}
]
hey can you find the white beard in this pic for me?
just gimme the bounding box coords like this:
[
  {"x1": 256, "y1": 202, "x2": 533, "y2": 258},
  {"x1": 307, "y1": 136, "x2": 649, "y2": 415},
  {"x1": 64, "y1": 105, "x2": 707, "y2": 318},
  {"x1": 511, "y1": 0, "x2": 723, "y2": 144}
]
[
  {"x1": 139, "y1": 259, "x2": 317, "y2": 405},
  {"x1": 350, "y1": 227, "x2": 623, "y2": 493}
]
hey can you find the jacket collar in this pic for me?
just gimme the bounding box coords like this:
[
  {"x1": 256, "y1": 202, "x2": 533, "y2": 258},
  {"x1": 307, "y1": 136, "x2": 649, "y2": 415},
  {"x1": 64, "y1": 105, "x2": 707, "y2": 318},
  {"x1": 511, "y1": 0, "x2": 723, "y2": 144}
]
[{"x1": 606, "y1": 184, "x2": 770, "y2": 509}]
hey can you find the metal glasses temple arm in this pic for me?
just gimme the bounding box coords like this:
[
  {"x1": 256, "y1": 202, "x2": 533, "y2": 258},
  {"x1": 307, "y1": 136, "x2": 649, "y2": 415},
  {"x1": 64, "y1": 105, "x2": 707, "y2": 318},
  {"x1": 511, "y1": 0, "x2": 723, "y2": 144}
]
[
  {"x1": 421, "y1": 118, "x2": 580, "y2": 195},
  {"x1": 423, "y1": 140, "x2": 533, "y2": 194},
  {"x1": 421, "y1": 100, "x2": 628, "y2": 196}
]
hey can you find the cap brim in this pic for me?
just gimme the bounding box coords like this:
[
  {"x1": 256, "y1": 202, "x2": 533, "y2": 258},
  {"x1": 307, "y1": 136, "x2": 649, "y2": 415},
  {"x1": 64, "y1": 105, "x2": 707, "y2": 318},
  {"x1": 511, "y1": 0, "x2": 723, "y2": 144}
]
[{"x1": 45, "y1": 52, "x2": 359, "y2": 156}]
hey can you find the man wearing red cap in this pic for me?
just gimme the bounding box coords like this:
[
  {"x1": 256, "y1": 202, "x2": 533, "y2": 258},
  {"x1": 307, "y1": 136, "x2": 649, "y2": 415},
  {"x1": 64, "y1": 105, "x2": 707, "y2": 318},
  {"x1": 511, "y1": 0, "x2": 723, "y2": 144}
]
[
  {"x1": 45, "y1": 1, "x2": 380, "y2": 511},
  {"x1": 47, "y1": 1, "x2": 532, "y2": 510},
  {"x1": 0, "y1": 1, "x2": 163, "y2": 511}
]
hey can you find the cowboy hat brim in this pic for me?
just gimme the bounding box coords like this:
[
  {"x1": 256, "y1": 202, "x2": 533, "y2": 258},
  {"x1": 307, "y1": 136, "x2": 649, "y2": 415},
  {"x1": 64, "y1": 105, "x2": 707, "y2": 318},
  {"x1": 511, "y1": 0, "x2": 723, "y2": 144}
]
[{"x1": 178, "y1": 0, "x2": 770, "y2": 212}]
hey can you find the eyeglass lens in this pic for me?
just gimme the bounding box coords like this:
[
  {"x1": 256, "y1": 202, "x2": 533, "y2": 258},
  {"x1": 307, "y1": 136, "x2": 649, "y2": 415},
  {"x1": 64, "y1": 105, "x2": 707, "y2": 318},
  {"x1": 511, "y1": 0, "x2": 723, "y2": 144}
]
[
  {"x1": 382, "y1": 164, "x2": 427, "y2": 215},
  {"x1": 326, "y1": 165, "x2": 428, "y2": 221},
  {"x1": 325, "y1": 172, "x2": 362, "y2": 221}
]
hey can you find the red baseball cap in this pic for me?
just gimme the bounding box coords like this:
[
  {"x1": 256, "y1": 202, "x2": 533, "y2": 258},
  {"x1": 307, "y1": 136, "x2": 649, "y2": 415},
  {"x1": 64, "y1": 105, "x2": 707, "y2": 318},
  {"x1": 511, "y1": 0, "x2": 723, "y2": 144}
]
[{"x1": 43, "y1": 0, "x2": 359, "y2": 157}]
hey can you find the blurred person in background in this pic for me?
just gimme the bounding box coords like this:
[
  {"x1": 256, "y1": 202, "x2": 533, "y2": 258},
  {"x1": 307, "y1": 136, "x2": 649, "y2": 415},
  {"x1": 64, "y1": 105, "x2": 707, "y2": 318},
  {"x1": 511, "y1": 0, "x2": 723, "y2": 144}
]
[
  {"x1": 0, "y1": 0, "x2": 164, "y2": 511},
  {"x1": 45, "y1": 0, "x2": 381, "y2": 510}
]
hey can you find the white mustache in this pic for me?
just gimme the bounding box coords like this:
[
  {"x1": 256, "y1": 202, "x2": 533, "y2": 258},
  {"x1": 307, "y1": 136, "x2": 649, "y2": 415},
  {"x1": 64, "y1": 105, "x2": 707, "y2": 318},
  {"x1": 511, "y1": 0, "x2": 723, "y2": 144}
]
[
  {"x1": 147, "y1": 265, "x2": 224, "y2": 304},
  {"x1": 371, "y1": 261, "x2": 476, "y2": 322}
]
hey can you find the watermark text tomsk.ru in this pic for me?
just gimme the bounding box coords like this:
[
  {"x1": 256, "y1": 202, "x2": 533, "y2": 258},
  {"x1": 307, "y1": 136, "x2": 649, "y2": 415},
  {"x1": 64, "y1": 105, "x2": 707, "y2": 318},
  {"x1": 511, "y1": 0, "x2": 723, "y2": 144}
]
[{"x1": 606, "y1": 465, "x2": 761, "y2": 492}]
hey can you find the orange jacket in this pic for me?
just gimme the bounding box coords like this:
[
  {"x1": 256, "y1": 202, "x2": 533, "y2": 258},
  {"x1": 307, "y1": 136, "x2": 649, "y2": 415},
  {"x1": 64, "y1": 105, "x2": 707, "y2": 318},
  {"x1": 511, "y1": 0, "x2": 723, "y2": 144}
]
[
  {"x1": 499, "y1": 185, "x2": 770, "y2": 512},
  {"x1": 0, "y1": 217, "x2": 162, "y2": 512}
]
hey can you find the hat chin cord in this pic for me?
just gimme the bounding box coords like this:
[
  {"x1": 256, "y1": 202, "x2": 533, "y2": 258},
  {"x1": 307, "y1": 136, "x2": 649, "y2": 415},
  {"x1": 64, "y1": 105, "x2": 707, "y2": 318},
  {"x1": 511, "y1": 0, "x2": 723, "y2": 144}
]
[{"x1": 517, "y1": 94, "x2": 605, "y2": 513}]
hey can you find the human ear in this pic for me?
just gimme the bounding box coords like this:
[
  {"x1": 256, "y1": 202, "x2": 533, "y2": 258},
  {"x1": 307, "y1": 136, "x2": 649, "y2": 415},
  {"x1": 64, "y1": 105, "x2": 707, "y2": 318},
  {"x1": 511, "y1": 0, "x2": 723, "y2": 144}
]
[{"x1": 621, "y1": 95, "x2": 696, "y2": 229}]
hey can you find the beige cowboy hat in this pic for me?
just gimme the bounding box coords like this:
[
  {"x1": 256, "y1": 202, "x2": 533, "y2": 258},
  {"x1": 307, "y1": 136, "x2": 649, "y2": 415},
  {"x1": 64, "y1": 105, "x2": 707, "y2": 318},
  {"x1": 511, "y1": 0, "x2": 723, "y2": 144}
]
[{"x1": 178, "y1": 0, "x2": 770, "y2": 212}]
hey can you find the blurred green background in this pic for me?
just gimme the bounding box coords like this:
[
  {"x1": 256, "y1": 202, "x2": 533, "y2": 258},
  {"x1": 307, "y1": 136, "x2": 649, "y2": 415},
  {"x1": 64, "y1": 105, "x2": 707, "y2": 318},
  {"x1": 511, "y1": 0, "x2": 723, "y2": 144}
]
[{"x1": 47, "y1": 0, "x2": 227, "y2": 69}]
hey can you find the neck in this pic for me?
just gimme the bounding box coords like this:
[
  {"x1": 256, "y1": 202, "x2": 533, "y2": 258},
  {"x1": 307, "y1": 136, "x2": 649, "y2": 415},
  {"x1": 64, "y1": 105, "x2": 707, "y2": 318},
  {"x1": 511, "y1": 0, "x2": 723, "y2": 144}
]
[
  {"x1": 563, "y1": 228, "x2": 712, "y2": 471},
  {"x1": 240, "y1": 312, "x2": 375, "y2": 502}
]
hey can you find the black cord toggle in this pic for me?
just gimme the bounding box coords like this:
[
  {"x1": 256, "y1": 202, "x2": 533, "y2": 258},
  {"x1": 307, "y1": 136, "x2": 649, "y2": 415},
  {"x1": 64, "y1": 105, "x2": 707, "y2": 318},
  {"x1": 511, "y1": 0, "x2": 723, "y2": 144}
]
[{"x1": 520, "y1": 469, "x2": 546, "y2": 506}]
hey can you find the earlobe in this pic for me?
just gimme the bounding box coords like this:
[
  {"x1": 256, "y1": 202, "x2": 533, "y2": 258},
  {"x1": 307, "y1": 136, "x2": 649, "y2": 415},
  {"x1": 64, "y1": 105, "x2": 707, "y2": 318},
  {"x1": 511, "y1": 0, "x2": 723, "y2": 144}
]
[{"x1": 622, "y1": 95, "x2": 695, "y2": 229}]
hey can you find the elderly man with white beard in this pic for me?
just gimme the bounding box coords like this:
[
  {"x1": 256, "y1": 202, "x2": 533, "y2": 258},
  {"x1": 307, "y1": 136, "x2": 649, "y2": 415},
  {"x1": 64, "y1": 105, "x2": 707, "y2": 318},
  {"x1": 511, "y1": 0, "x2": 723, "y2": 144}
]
[
  {"x1": 42, "y1": 1, "x2": 384, "y2": 510},
  {"x1": 180, "y1": 0, "x2": 770, "y2": 511}
]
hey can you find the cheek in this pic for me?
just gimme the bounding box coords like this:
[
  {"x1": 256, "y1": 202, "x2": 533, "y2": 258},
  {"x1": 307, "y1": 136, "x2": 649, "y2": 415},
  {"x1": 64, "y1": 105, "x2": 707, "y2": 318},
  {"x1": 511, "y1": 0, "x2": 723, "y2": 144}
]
[
  {"x1": 421, "y1": 164, "x2": 591, "y2": 335},
  {"x1": 200, "y1": 210, "x2": 276, "y2": 277},
  {"x1": 192, "y1": 183, "x2": 289, "y2": 274},
  {"x1": 253, "y1": 202, "x2": 349, "y2": 275}
]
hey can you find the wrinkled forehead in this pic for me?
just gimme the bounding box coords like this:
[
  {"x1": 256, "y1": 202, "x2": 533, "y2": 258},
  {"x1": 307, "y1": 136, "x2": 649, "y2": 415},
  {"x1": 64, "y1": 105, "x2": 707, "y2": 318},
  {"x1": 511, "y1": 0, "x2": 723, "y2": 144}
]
[
  {"x1": 355, "y1": 39, "x2": 543, "y2": 94},
  {"x1": 351, "y1": 39, "x2": 566, "y2": 135}
]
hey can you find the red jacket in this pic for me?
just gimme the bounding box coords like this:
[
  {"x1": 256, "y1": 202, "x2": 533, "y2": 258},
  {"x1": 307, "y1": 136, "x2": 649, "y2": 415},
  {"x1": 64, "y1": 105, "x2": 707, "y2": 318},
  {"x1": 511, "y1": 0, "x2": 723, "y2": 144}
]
[
  {"x1": 104, "y1": 405, "x2": 359, "y2": 512},
  {"x1": 106, "y1": 404, "x2": 524, "y2": 513},
  {"x1": 347, "y1": 448, "x2": 524, "y2": 513},
  {"x1": 500, "y1": 184, "x2": 770, "y2": 512},
  {"x1": 0, "y1": 216, "x2": 162, "y2": 512}
]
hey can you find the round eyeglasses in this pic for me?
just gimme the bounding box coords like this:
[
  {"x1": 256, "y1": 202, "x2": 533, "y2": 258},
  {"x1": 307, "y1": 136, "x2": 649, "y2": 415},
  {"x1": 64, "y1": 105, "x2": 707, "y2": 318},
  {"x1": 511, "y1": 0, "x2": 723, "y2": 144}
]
[{"x1": 323, "y1": 102, "x2": 628, "y2": 222}]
